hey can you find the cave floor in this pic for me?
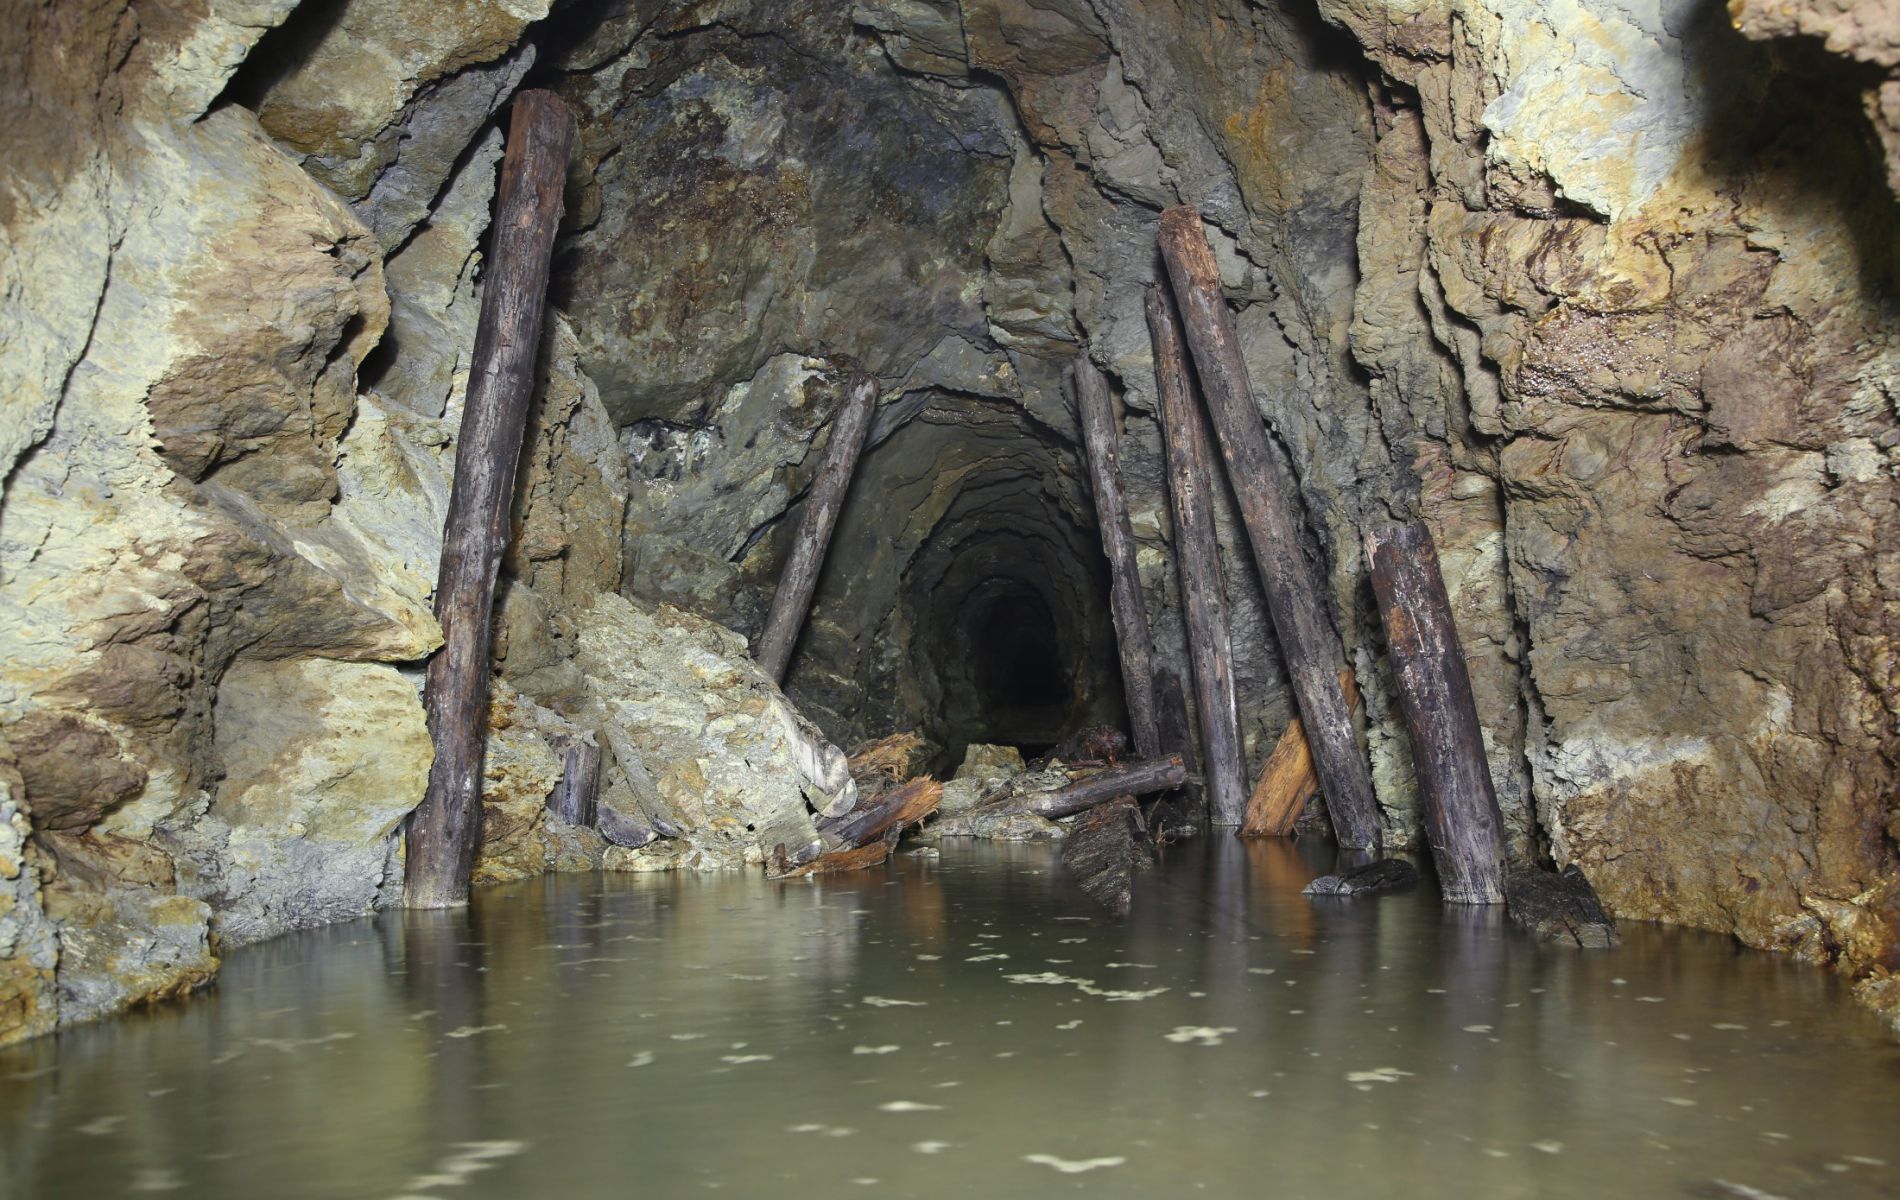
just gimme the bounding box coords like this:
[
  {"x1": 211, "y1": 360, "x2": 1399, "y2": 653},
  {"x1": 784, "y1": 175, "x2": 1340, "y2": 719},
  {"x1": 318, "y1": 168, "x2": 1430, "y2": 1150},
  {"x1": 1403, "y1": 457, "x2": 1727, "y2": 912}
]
[{"x1": 3, "y1": 839, "x2": 1897, "y2": 1199}]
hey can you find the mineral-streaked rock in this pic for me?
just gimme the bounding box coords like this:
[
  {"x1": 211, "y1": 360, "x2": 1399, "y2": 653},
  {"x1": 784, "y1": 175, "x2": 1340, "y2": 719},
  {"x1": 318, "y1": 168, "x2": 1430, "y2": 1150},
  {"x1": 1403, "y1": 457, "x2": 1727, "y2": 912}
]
[
  {"x1": 0, "y1": 795, "x2": 58, "y2": 1044},
  {"x1": 253, "y1": 0, "x2": 552, "y2": 199},
  {"x1": 183, "y1": 659, "x2": 432, "y2": 946},
  {"x1": 573, "y1": 594, "x2": 832, "y2": 866},
  {"x1": 956, "y1": 744, "x2": 1027, "y2": 781}
]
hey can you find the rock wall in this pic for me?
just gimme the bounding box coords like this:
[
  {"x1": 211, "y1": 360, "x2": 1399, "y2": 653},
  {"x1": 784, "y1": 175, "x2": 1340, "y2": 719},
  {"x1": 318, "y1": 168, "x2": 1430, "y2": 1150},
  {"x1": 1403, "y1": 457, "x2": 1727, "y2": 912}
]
[{"x1": 0, "y1": 0, "x2": 1894, "y2": 1043}]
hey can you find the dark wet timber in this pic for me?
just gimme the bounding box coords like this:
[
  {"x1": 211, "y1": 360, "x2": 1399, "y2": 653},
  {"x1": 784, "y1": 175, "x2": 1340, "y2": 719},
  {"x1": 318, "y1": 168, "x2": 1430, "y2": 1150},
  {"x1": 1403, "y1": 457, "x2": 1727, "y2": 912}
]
[
  {"x1": 755, "y1": 371, "x2": 880, "y2": 682},
  {"x1": 1145, "y1": 285, "x2": 1248, "y2": 826},
  {"x1": 1303, "y1": 857, "x2": 1420, "y2": 896},
  {"x1": 406, "y1": 90, "x2": 575, "y2": 908},
  {"x1": 1060, "y1": 796, "x2": 1154, "y2": 915},
  {"x1": 1075, "y1": 356, "x2": 1164, "y2": 761},
  {"x1": 1024, "y1": 754, "x2": 1187, "y2": 820},
  {"x1": 1507, "y1": 865, "x2": 1620, "y2": 948},
  {"x1": 1364, "y1": 521, "x2": 1507, "y2": 904},
  {"x1": 546, "y1": 739, "x2": 601, "y2": 828},
  {"x1": 1155, "y1": 207, "x2": 1380, "y2": 850}
]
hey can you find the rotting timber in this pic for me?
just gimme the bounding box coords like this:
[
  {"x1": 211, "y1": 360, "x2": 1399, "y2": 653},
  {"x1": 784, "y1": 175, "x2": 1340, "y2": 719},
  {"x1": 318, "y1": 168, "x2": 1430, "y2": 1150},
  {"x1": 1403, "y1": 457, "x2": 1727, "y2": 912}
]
[
  {"x1": 1157, "y1": 206, "x2": 1382, "y2": 851},
  {"x1": 1144, "y1": 288, "x2": 1248, "y2": 827},
  {"x1": 406, "y1": 91, "x2": 576, "y2": 909}
]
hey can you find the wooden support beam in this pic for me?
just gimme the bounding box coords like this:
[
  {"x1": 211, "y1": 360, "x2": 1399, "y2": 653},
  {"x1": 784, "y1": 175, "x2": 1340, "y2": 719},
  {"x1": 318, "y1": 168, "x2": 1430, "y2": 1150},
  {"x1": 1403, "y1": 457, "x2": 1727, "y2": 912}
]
[
  {"x1": 1239, "y1": 669, "x2": 1357, "y2": 839},
  {"x1": 1145, "y1": 285, "x2": 1248, "y2": 825},
  {"x1": 1074, "y1": 356, "x2": 1164, "y2": 760},
  {"x1": 755, "y1": 371, "x2": 880, "y2": 682},
  {"x1": 1155, "y1": 207, "x2": 1381, "y2": 850},
  {"x1": 1024, "y1": 754, "x2": 1186, "y2": 820},
  {"x1": 1364, "y1": 521, "x2": 1507, "y2": 903},
  {"x1": 406, "y1": 90, "x2": 575, "y2": 908},
  {"x1": 546, "y1": 739, "x2": 601, "y2": 827}
]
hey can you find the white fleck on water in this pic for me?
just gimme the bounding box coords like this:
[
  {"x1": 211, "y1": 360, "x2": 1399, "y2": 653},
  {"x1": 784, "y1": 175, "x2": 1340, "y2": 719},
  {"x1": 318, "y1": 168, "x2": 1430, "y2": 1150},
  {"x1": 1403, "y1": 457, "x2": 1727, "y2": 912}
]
[
  {"x1": 1164, "y1": 1026, "x2": 1237, "y2": 1047},
  {"x1": 853, "y1": 1045, "x2": 899, "y2": 1055},
  {"x1": 627, "y1": 1052, "x2": 655, "y2": 1067},
  {"x1": 878, "y1": 1101, "x2": 944, "y2": 1113},
  {"x1": 862, "y1": 996, "x2": 926, "y2": 1007},
  {"x1": 1023, "y1": 1154, "x2": 1126, "y2": 1174}
]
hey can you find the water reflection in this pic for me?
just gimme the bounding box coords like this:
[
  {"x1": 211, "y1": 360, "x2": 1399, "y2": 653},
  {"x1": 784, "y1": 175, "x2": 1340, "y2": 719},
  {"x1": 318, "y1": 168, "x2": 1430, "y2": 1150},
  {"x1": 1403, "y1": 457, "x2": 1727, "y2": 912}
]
[{"x1": 3, "y1": 839, "x2": 1898, "y2": 1199}]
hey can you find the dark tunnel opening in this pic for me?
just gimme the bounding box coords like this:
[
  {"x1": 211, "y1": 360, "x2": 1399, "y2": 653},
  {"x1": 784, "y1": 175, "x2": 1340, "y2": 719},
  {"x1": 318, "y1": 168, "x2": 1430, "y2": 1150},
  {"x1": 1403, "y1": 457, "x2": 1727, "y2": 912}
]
[{"x1": 960, "y1": 578, "x2": 1073, "y2": 738}]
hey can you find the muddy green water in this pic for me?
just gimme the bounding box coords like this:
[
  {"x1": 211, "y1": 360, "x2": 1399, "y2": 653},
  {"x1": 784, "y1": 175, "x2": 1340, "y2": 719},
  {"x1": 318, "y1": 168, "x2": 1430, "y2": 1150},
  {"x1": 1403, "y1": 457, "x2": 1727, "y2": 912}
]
[{"x1": 3, "y1": 838, "x2": 1897, "y2": 1199}]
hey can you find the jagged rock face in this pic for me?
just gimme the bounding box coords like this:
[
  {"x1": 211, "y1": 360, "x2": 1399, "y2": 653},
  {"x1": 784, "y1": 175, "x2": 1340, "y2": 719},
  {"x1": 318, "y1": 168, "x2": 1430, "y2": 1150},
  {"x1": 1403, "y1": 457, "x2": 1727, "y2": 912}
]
[{"x1": 0, "y1": 0, "x2": 1894, "y2": 1046}]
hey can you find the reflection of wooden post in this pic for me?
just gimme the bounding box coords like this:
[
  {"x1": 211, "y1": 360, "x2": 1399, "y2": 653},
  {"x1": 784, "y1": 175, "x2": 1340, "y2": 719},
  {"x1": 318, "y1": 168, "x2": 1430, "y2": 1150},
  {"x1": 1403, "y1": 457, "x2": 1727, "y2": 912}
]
[
  {"x1": 1074, "y1": 357, "x2": 1163, "y2": 760},
  {"x1": 1145, "y1": 287, "x2": 1248, "y2": 825},
  {"x1": 755, "y1": 372, "x2": 880, "y2": 682},
  {"x1": 1240, "y1": 670, "x2": 1357, "y2": 838},
  {"x1": 1156, "y1": 207, "x2": 1380, "y2": 849},
  {"x1": 1365, "y1": 522, "x2": 1506, "y2": 903},
  {"x1": 406, "y1": 91, "x2": 575, "y2": 908}
]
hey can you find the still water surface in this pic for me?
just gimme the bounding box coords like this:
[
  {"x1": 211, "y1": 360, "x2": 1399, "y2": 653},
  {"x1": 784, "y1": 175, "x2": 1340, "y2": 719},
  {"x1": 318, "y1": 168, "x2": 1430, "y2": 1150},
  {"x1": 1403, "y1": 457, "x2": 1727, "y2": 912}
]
[{"x1": 3, "y1": 838, "x2": 1897, "y2": 1199}]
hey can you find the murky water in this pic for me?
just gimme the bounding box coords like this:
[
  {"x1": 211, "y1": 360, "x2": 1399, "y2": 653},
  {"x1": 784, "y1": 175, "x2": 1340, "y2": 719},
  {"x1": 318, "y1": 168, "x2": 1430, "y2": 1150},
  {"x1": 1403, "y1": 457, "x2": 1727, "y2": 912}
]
[{"x1": 3, "y1": 838, "x2": 1897, "y2": 1200}]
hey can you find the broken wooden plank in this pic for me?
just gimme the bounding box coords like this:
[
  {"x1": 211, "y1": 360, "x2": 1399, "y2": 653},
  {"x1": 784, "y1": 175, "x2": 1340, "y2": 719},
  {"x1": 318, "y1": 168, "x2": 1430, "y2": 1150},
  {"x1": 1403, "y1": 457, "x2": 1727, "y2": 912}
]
[
  {"x1": 1075, "y1": 355, "x2": 1164, "y2": 760},
  {"x1": 1060, "y1": 797, "x2": 1154, "y2": 916},
  {"x1": 1302, "y1": 857, "x2": 1419, "y2": 896},
  {"x1": 1145, "y1": 284, "x2": 1248, "y2": 825},
  {"x1": 545, "y1": 739, "x2": 601, "y2": 827},
  {"x1": 1364, "y1": 521, "x2": 1507, "y2": 904},
  {"x1": 769, "y1": 830, "x2": 899, "y2": 879},
  {"x1": 1239, "y1": 669, "x2": 1358, "y2": 839},
  {"x1": 406, "y1": 90, "x2": 576, "y2": 909},
  {"x1": 755, "y1": 371, "x2": 880, "y2": 682},
  {"x1": 817, "y1": 777, "x2": 942, "y2": 848},
  {"x1": 1506, "y1": 865, "x2": 1619, "y2": 948},
  {"x1": 1024, "y1": 754, "x2": 1187, "y2": 820},
  {"x1": 1156, "y1": 206, "x2": 1381, "y2": 851}
]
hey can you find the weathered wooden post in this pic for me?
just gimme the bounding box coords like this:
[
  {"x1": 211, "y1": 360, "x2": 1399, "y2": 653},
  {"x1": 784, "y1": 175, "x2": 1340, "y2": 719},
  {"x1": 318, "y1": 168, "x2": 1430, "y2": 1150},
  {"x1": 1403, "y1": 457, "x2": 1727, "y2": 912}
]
[
  {"x1": 546, "y1": 739, "x2": 601, "y2": 827},
  {"x1": 1156, "y1": 207, "x2": 1381, "y2": 849},
  {"x1": 1364, "y1": 522, "x2": 1506, "y2": 903},
  {"x1": 1144, "y1": 286, "x2": 1248, "y2": 826},
  {"x1": 755, "y1": 371, "x2": 880, "y2": 682},
  {"x1": 406, "y1": 90, "x2": 575, "y2": 908},
  {"x1": 1074, "y1": 356, "x2": 1164, "y2": 760}
]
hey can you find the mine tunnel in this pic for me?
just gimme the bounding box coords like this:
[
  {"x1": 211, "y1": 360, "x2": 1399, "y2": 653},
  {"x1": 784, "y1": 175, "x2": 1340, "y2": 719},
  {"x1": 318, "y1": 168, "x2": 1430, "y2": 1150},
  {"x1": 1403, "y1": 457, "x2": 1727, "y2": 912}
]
[{"x1": 3, "y1": 0, "x2": 1900, "y2": 1196}]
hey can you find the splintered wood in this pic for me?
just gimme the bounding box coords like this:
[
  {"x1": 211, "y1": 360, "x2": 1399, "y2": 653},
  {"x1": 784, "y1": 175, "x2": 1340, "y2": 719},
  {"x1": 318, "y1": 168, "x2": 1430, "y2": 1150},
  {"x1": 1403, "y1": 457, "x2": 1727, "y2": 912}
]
[
  {"x1": 1239, "y1": 670, "x2": 1357, "y2": 839},
  {"x1": 774, "y1": 778, "x2": 943, "y2": 878}
]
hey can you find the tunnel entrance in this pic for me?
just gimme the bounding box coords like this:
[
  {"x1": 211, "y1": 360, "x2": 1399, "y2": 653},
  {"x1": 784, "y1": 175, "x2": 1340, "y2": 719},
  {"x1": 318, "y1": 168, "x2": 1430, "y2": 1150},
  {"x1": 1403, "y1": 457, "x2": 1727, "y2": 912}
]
[{"x1": 956, "y1": 577, "x2": 1074, "y2": 756}]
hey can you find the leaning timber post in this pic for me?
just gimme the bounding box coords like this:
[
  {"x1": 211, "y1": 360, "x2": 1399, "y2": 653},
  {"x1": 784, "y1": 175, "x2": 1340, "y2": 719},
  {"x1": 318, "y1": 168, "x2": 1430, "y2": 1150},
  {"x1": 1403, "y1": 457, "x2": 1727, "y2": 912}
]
[
  {"x1": 405, "y1": 90, "x2": 575, "y2": 908},
  {"x1": 1156, "y1": 206, "x2": 1382, "y2": 850},
  {"x1": 1074, "y1": 356, "x2": 1164, "y2": 760},
  {"x1": 1144, "y1": 286, "x2": 1249, "y2": 825},
  {"x1": 1364, "y1": 522, "x2": 1507, "y2": 903},
  {"x1": 754, "y1": 371, "x2": 880, "y2": 683}
]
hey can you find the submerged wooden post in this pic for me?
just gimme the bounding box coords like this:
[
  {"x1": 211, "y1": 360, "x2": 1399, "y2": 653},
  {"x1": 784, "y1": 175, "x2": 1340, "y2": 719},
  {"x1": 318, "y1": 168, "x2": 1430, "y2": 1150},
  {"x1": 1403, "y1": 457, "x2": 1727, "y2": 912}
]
[
  {"x1": 1156, "y1": 207, "x2": 1381, "y2": 850},
  {"x1": 1144, "y1": 286, "x2": 1248, "y2": 825},
  {"x1": 1074, "y1": 356, "x2": 1164, "y2": 760},
  {"x1": 406, "y1": 90, "x2": 575, "y2": 909},
  {"x1": 1364, "y1": 522, "x2": 1506, "y2": 903},
  {"x1": 755, "y1": 371, "x2": 880, "y2": 682}
]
